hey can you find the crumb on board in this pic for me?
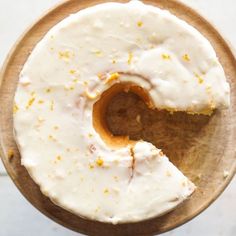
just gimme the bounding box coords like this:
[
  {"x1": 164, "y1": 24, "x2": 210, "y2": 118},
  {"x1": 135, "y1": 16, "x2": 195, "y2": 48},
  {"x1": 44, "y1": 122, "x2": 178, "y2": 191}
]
[
  {"x1": 197, "y1": 173, "x2": 202, "y2": 179},
  {"x1": 223, "y1": 170, "x2": 229, "y2": 178},
  {"x1": 7, "y1": 149, "x2": 14, "y2": 160},
  {"x1": 136, "y1": 114, "x2": 141, "y2": 123},
  {"x1": 159, "y1": 151, "x2": 164, "y2": 156}
]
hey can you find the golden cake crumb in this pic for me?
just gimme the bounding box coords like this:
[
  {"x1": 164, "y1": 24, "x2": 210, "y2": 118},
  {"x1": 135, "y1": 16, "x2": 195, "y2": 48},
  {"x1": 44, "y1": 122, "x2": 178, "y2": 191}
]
[
  {"x1": 38, "y1": 100, "x2": 44, "y2": 104},
  {"x1": 103, "y1": 188, "x2": 109, "y2": 194},
  {"x1": 48, "y1": 135, "x2": 57, "y2": 142},
  {"x1": 58, "y1": 50, "x2": 74, "y2": 61},
  {"x1": 94, "y1": 50, "x2": 103, "y2": 57},
  {"x1": 195, "y1": 73, "x2": 204, "y2": 84},
  {"x1": 50, "y1": 100, "x2": 54, "y2": 111},
  {"x1": 45, "y1": 88, "x2": 51, "y2": 93},
  {"x1": 137, "y1": 21, "x2": 143, "y2": 27},
  {"x1": 69, "y1": 69, "x2": 76, "y2": 74},
  {"x1": 198, "y1": 77, "x2": 204, "y2": 84},
  {"x1": 56, "y1": 155, "x2": 62, "y2": 161},
  {"x1": 26, "y1": 97, "x2": 35, "y2": 109},
  {"x1": 105, "y1": 72, "x2": 120, "y2": 84},
  {"x1": 182, "y1": 54, "x2": 190, "y2": 62},
  {"x1": 13, "y1": 103, "x2": 19, "y2": 114},
  {"x1": 96, "y1": 157, "x2": 104, "y2": 167},
  {"x1": 162, "y1": 53, "x2": 171, "y2": 60},
  {"x1": 97, "y1": 73, "x2": 106, "y2": 80},
  {"x1": 128, "y1": 52, "x2": 133, "y2": 65},
  {"x1": 85, "y1": 89, "x2": 99, "y2": 99},
  {"x1": 89, "y1": 163, "x2": 95, "y2": 169},
  {"x1": 73, "y1": 79, "x2": 79, "y2": 83}
]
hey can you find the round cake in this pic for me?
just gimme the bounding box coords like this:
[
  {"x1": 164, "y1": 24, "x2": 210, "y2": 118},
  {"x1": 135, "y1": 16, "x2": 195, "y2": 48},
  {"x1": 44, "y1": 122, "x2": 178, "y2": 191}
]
[{"x1": 13, "y1": 0, "x2": 230, "y2": 224}]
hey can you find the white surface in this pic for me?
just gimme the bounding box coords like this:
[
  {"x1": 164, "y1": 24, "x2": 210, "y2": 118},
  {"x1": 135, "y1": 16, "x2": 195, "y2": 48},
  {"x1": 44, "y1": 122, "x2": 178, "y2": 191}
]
[{"x1": 0, "y1": 0, "x2": 235, "y2": 235}]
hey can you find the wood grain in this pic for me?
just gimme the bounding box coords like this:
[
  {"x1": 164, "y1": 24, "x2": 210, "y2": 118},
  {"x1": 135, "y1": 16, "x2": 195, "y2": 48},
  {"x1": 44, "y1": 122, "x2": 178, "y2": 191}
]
[{"x1": 0, "y1": 0, "x2": 235, "y2": 235}]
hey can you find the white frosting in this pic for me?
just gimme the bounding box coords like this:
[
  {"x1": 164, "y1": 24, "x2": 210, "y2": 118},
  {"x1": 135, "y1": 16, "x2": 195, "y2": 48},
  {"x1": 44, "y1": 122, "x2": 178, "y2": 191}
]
[{"x1": 14, "y1": 0, "x2": 230, "y2": 223}]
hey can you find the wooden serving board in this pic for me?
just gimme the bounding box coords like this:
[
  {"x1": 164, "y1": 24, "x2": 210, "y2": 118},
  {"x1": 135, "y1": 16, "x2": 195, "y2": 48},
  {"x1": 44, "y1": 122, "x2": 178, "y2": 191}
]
[{"x1": 0, "y1": 0, "x2": 235, "y2": 235}]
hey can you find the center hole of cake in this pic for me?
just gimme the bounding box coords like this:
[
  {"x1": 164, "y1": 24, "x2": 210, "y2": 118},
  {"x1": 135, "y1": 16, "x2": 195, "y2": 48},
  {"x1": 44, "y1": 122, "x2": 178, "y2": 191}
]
[{"x1": 92, "y1": 82, "x2": 153, "y2": 147}]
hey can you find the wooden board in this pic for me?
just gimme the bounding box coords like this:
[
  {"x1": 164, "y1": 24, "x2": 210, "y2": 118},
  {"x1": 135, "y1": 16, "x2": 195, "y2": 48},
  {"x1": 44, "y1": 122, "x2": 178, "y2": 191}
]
[{"x1": 0, "y1": 0, "x2": 235, "y2": 235}]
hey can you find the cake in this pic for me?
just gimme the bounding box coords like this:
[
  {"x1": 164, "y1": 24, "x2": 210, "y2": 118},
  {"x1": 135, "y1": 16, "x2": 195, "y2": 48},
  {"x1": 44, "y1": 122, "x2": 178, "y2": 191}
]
[{"x1": 13, "y1": 0, "x2": 230, "y2": 224}]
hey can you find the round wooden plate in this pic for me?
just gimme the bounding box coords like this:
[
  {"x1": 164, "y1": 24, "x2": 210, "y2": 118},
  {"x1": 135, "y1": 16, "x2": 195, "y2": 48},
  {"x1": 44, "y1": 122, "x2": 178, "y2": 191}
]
[{"x1": 0, "y1": 0, "x2": 235, "y2": 235}]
